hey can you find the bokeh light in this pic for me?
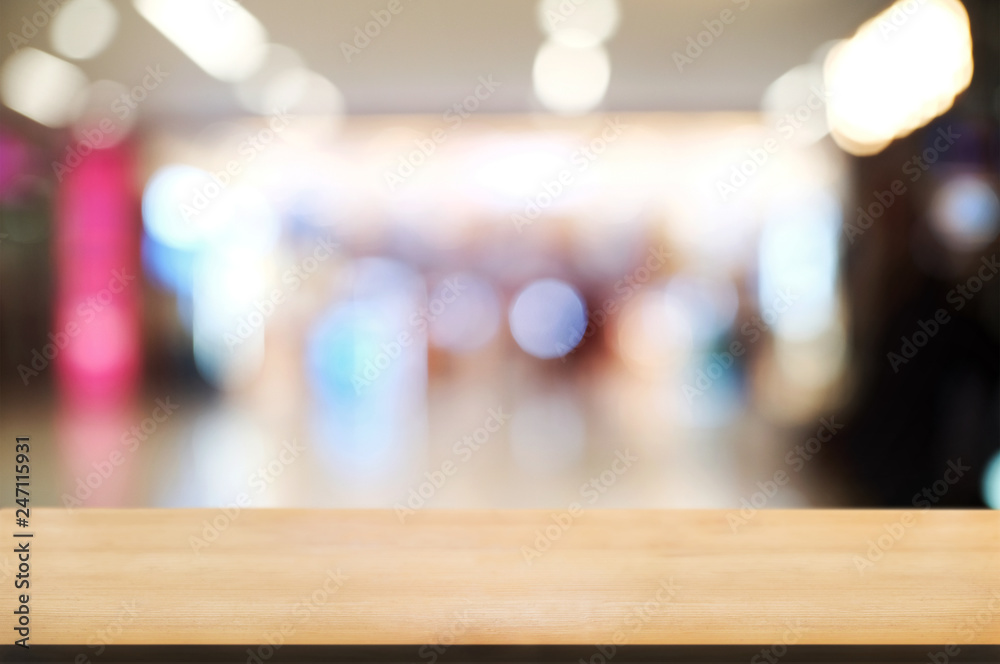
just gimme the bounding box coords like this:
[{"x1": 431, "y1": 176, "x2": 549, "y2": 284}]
[
  {"x1": 0, "y1": 48, "x2": 88, "y2": 127},
  {"x1": 983, "y1": 450, "x2": 1000, "y2": 509},
  {"x1": 510, "y1": 279, "x2": 588, "y2": 359},
  {"x1": 134, "y1": 0, "x2": 269, "y2": 82},
  {"x1": 142, "y1": 164, "x2": 234, "y2": 250},
  {"x1": 824, "y1": 0, "x2": 973, "y2": 155},
  {"x1": 930, "y1": 175, "x2": 1000, "y2": 252},
  {"x1": 759, "y1": 190, "x2": 841, "y2": 340},
  {"x1": 533, "y1": 41, "x2": 610, "y2": 115},
  {"x1": 50, "y1": 0, "x2": 120, "y2": 60}
]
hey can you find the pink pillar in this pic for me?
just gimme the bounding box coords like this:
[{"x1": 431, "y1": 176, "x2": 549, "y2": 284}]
[{"x1": 53, "y1": 144, "x2": 141, "y2": 406}]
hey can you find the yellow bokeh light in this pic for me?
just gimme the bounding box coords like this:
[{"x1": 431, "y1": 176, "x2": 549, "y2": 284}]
[{"x1": 824, "y1": 0, "x2": 973, "y2": 155}]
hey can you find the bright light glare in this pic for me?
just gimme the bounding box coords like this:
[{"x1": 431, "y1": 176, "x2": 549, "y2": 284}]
[
  {"x1": 824, "y1": 0, "x2": 972, "y2": 155},
  {"x1": 51, "y1": 0, "x2": 120, "y2": 60},
  {"x1": 0, "y1": 48, "x2": 88, "y2": 127},
  {"x1": 759, "y1": 191, "x2": 841, "y2": 340},
  {"x1": 472, "y1": 143, "x2": 568, "y2": 202},
  {"x1": 537, "y1": 0, "x2": 620, "y2": 48},
  {"x1": 134, "y1": 0, "x2": 268, "y2": 81},
  {"x1": 193, "y1": 250, "x2": 266, "y2": 389},
  {"x1": 533, "y1": 41, "x2": 610, "y2": 115},
  {"x1": 142, "y1": 164, "x2": 233, "y2": 250}
]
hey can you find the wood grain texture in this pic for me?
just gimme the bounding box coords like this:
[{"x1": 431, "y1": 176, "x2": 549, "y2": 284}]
[{"x1": 2, "y1": 508, "x2": 998, "y2": 645}]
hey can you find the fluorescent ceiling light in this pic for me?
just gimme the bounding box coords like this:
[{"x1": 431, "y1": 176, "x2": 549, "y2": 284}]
[{"x1": 134, "y1": 0, "x2": 268, "y2": 82}]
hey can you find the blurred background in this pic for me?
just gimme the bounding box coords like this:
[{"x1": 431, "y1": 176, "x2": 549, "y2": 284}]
[{"x1": 0, "y1": 0, "x2": 997, "y2": 511}]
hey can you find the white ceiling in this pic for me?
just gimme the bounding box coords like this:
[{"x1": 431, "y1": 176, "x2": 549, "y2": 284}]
[{"x1": 0, "y1": 0, "x2": 893, "y2": 122}]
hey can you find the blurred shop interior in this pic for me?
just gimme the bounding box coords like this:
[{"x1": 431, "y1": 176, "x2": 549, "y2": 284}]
[{"x1": 0, "y1": 0, "x2": 997, "y2": 510}]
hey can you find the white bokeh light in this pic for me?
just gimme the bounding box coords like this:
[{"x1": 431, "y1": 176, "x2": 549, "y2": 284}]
[
  {"x1": 533, "y1": 41, "x2": 610, "y2": 115},
  {"x1": 134, "y1": 0, "x2": 268, "y2": 82},
  {"x1": 824, "y1": 0, "x2": 972, "y2": 155},
  {"x1": 0, "y1": 48, "x2": 88, "y2": 127},
  {"x1": 50, "y1": 0, "x2": 120, "y2": 60}
]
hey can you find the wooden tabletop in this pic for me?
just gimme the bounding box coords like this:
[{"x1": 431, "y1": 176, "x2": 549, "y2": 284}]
[{"x1": 2, "y1": 508, "x2": 997, "y2": 645}]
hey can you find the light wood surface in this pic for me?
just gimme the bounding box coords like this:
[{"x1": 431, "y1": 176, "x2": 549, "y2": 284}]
[{"x1": 2, "y1": 508, "x2": 997, "y2": 645}]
